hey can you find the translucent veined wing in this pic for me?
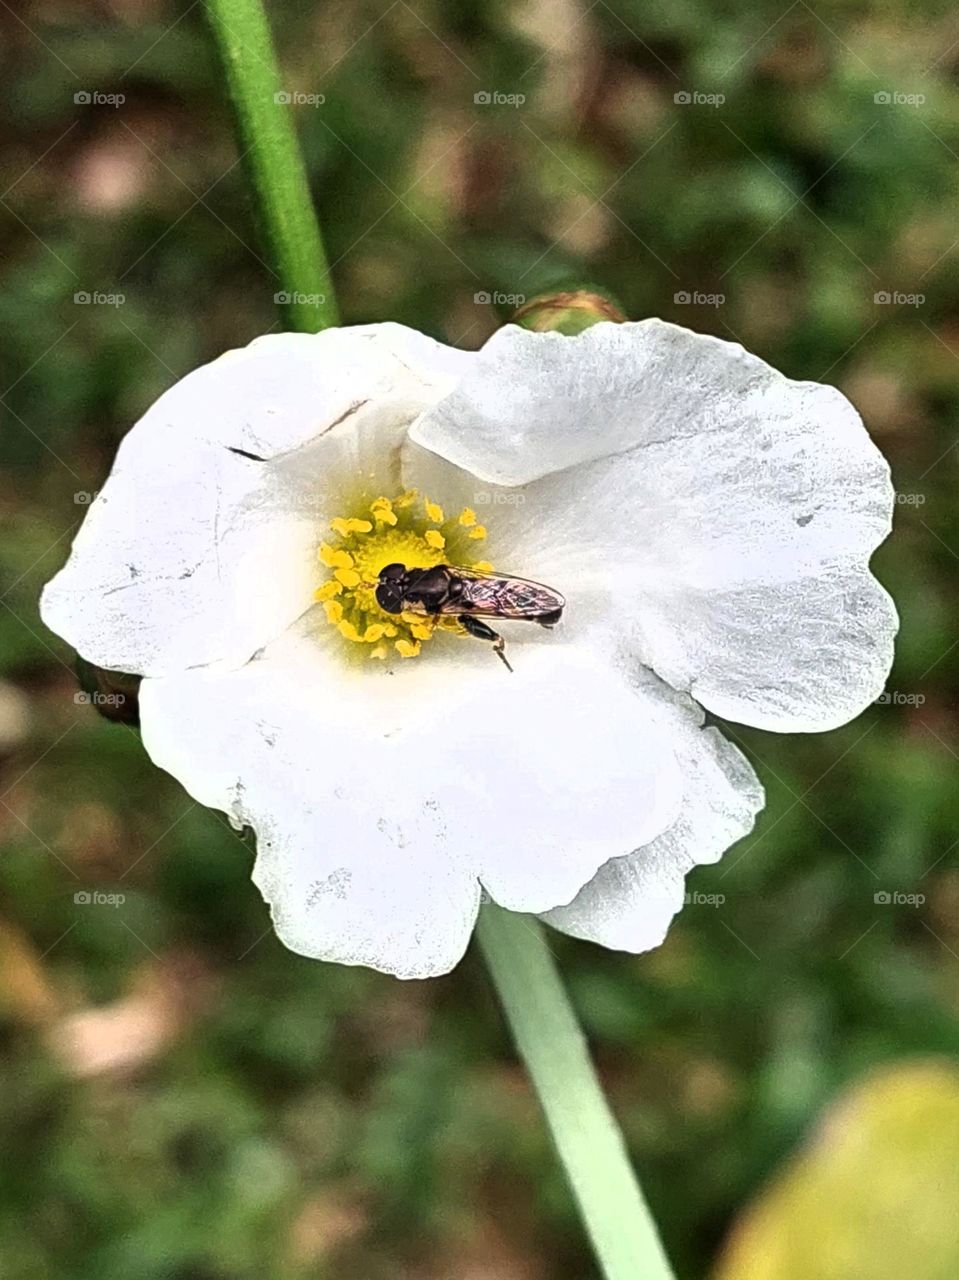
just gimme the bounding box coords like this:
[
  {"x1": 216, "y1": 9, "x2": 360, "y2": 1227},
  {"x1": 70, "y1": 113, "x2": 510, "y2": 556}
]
[{"x1": 437, "y1": 566, "x2": 565, "y2": 620}]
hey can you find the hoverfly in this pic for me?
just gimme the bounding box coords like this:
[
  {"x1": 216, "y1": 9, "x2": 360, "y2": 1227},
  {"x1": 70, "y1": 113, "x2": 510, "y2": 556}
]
[{"x1": 375, "y1": 562, "x2": 565, "y2": 672}]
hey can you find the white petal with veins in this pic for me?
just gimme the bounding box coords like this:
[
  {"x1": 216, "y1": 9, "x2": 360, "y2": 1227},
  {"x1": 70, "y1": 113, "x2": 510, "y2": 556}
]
[
  {"x1": 139, "y1": 618, "x2": 683, "y2": 978},
  {"x1": 41, "y1": 325, "x2": 468, "y2": 677},
  {"x1": 542, "y1": 673, "x2": 764, "y2": 951},
  {"x1": 406, "y1": 320, "x2": 897, "y2": 732}
]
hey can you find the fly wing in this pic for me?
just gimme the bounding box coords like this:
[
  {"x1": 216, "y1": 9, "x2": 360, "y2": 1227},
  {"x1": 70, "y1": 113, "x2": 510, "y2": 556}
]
[{"x1": 440, "y1": 568, "x2": 565, "y2": 619}]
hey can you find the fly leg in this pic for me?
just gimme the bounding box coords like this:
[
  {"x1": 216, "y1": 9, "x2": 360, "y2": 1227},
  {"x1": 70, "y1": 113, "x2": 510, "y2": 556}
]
[{"x1": 457, "y1": 614, "x2": 513, "y2": 672}]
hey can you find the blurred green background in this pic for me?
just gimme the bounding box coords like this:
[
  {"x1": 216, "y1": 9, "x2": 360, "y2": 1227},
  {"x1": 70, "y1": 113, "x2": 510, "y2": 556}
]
[{"x1": 2, "y1": 0, "x2": 958, "y2": 1277}]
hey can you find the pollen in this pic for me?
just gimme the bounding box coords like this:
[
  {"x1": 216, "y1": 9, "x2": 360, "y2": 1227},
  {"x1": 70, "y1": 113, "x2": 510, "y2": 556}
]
[
  {"x1": 370, "y1": 496, "x2": 398, "y2": 526},
  {"x1": 316, "y1": 487, "x2": 497, "y2": 667},
  {"x1": 319, "y1": 542, "x2": 354, "y2": 569},
  {"x1": 330, "y1": 516, "x2": 373, "y2": 537}
]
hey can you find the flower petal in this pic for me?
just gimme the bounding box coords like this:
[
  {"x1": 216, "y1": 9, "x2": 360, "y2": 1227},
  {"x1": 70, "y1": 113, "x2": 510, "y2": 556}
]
[
  {"x1": 406, "y1": 320, "x2": 896, "y2": 732},
  {"x1": 41, "y1": 324, "x2": 469, "y2": 676},
  {"x1": 138, "y1": 616, "x2": 684, "y2": 977},
  {"x1": 542, "y1": 673, "x2": 764, "y2": 952},
  {"x1": 628, "y1": 570, "x2": 896, "y2": 732},
  {"x1": 409, "y1": 318, "x2": 736, "y2": 486}
]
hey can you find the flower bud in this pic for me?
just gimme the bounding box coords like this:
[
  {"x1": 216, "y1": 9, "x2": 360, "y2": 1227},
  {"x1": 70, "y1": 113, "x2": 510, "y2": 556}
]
[{"x1": 511, "y1": 288, "x2": 627, "y2": 335}]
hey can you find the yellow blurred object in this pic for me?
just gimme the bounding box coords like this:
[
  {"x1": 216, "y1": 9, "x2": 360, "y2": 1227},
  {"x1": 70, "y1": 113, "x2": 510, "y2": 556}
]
[
  {"x1": 0, "y1": 919, "x2": 60, "y2": 1026},
  {"x1": 714, "y1": 1059, "x2": 959, "y2": 1280}
]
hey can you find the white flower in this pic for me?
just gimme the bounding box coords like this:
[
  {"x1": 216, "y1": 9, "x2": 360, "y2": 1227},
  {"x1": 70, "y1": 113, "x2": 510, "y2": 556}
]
[{"x1": 41, "y1": 320, "x2": 897, "y2": 978}]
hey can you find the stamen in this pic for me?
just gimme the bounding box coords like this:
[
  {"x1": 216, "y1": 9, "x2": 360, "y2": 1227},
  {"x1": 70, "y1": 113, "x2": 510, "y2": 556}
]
[
  {"x1": 330, "y1": 517, "x2": 373, "y2": 536},
  {"x1": 316, "y1": 489, "x2": 497, "y2": 665},
  {"x1": 370, "y1": 496, "x2": 398, "y2": 526},
  {"x1": 319, "y1": 543, "x2": 354, "y2": 569}
]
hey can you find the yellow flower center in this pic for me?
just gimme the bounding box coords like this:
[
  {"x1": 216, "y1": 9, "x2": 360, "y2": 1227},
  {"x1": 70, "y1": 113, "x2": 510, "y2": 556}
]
[{"x1": 315, "y1": 491, "x2": 493, "y2": 661}]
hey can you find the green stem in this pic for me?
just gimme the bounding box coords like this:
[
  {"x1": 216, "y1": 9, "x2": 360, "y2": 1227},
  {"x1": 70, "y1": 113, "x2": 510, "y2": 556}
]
[
  {"x1": 203, "y1": 9, "x2": 673, "y2": 1273},
  {"x1": 203, "y1": 0, "x2": 339, "y2": 332},
  {"x1": 476, "y1": 904, "x2": 677, "y2": 1280}
]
